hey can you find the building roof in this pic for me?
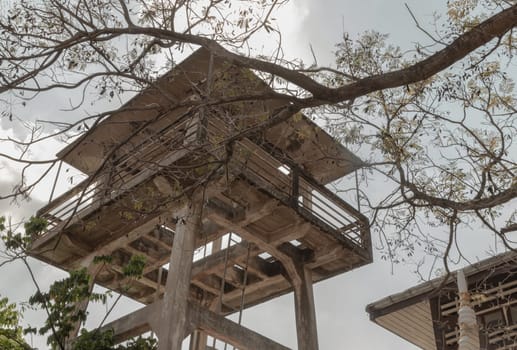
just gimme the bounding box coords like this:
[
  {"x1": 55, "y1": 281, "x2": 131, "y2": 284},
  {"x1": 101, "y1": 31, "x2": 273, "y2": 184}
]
[{"x1": 366, "y1": 251, "x2": 517, "y2": 349}]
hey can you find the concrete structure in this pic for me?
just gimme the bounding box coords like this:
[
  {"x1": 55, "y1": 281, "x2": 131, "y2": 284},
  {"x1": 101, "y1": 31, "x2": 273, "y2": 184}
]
[
  {"x1": 28, "y1": 49, "x2": 372, "y2": 349},
  {"x1": 367, "y1": 252, "x2": 517, "y2": 350}
]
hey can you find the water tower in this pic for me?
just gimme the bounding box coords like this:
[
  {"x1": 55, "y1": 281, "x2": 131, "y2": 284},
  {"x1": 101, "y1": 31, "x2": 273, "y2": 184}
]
[{"x1": 29, "y1": 48, "x2": 372, "y2": 350}]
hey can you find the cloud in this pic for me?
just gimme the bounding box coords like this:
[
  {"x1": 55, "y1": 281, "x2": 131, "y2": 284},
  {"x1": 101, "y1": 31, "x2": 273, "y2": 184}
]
[
  {"x1": 278, "y1": 0, "x2": 444, "y2": 67},
  {"x1": 0, "y1": 163, "x2": 46, "y2": 220}
]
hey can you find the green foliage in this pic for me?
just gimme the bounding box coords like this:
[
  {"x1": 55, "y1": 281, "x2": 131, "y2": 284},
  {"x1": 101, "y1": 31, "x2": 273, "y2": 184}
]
[
  {"x1": 122, "y1": 336, "x2": 157, "y2": 350},
  {"x1": 28, "y1": 268, "x2": 106, "y2": 348},
  {"x1": 73, "y1": 329, "x2": 116, "y2": 350},
  {"x1": 0, "y1": 261, "x2": 154, "y2": 350},
  {"x1": 122, "y1": 255, "x2": 146, "y2": 278},
  {"x1": 23, "y1": 216, "x2": 48, "y2": 238},
  {"x1": 0, "y1": 296, "x2": 31, "y2": 350},
  {"x1": 93, "y1": 255, "x2": 114, "y2": 265},
  {"x1": 0, "y1": 216, "x2": 47, "y2": 253},
  {"x1": 73, "y1": 329, "x2": 157, "y2": 350}
]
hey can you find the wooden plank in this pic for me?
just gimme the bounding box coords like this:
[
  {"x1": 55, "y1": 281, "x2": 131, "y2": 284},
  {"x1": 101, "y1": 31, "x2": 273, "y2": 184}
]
[{"x1": 377, "y1": 316, "x2": 433, "y2": 349}]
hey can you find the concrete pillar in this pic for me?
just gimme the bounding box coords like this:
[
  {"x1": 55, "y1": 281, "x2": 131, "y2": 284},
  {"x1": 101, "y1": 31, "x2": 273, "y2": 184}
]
[
  {"x1": 190, "y1": 237, "x2": 222, "y2": 350},
  {"x1": 293, "y1": 266, "x2": 319, "y2": 350},
  {"x1": 158, "y1": 198, "x2": 203, "y2": 350},
  {"x1": 189, "y1": 331, "x2": 208, "y2": 350}
]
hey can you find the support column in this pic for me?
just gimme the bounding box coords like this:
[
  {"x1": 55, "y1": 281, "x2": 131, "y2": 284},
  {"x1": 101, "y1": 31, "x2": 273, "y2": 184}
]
[
  {"x1": 189, "y1": 331, "x2": 207, "y2": 350},
  {"x1": 158, "y1": 198, "x2": 203, "y2": 350},
  {"x1": 190, "y1": 237, "x2": 222, "y2": 350},
  {"x1": 293, "y1": 266, "x2": 319, "y2": 350}
]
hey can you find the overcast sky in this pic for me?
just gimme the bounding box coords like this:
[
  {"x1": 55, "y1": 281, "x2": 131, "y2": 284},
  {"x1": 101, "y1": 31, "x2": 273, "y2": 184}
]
[
  {"x1": 0, "y1": 1, "x2": 510, "y2": 349},
  {"x1": 237, "y1": 1, "x2": 500, "y2": 348}
]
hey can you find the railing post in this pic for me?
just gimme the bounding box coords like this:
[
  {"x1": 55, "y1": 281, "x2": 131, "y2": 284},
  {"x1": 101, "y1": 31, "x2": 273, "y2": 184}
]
[{"x1": 290, "y1": 166, "x2": 299, "y2": 209}]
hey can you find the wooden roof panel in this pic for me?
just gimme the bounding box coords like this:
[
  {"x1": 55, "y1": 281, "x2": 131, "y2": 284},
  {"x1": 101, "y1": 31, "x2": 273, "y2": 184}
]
[{"x1": 375, "y1": 301, "x2": 435, "y2": 350}]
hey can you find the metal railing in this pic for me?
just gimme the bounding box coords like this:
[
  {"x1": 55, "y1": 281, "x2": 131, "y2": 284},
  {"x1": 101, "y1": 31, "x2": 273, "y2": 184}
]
[
  {"x1": 36, "y1": 113, "x2": 201, "y2": 234},
  {"x1": 206, "y1": 119, "x2": 370, "y2": 253},
  {"x1": 35, "y1": 113, "x2": 370, "y2": 256},
  {"x1": 229, "y1": 140, "x2": 369, "y2": 252}
]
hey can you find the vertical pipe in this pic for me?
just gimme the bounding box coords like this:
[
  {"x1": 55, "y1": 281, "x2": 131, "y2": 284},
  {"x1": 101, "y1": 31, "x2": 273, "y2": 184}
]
[{"x1": 457, "y1": 269, "x2": 480, "y2": 350}]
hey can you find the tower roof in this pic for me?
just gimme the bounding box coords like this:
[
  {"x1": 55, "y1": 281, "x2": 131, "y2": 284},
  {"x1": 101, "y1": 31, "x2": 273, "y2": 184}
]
[{"x1": 57, "y1": 48, "x2": 363, "y2": 184}]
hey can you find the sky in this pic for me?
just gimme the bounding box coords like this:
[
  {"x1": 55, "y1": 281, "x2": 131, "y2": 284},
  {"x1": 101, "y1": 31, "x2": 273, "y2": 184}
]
[{"x1": 0, "y1": 0, "x2": 513, "y2": 349}]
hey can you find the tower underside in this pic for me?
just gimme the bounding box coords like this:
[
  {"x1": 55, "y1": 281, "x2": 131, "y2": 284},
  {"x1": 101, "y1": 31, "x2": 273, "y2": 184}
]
[{"x1": 31, "y1": 135, "x2": 370, "y2": 309}]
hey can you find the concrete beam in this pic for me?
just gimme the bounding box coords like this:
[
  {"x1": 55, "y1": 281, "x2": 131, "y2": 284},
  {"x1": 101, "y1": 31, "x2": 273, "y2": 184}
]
[
  {"x1": 189, "y1": 302, "x2": 291, "y2": 350},
  {"x1": 101, "y1": 300, "x2": 161, "y2": 343},
  {"x1": 191, "y1": 241, "x2": 250, "y2": 277},
  {"x1": 72, "y1": 215, "x2": 165, "y2": 268},
  {"x1": 100, "y1": 299, "x2": 291, "y2": 350},
  {"x1": 206, "y1": 212, "x2": 302, "y2": 286},
  {"x1": 190, "y1": 236, "x2": 222, "y2": 350},
  {"x1": 189, "y1": 330, "x2": 207, "y2": 350},
  {"x1": 266, "y1": 222, "x2": 311, "y2": 245}
]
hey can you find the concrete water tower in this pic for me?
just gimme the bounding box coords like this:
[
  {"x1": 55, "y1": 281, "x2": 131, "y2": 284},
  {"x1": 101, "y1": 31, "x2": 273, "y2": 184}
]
[{"x1": 29, "y1": 48, "x2": 372, "y2": 350}]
